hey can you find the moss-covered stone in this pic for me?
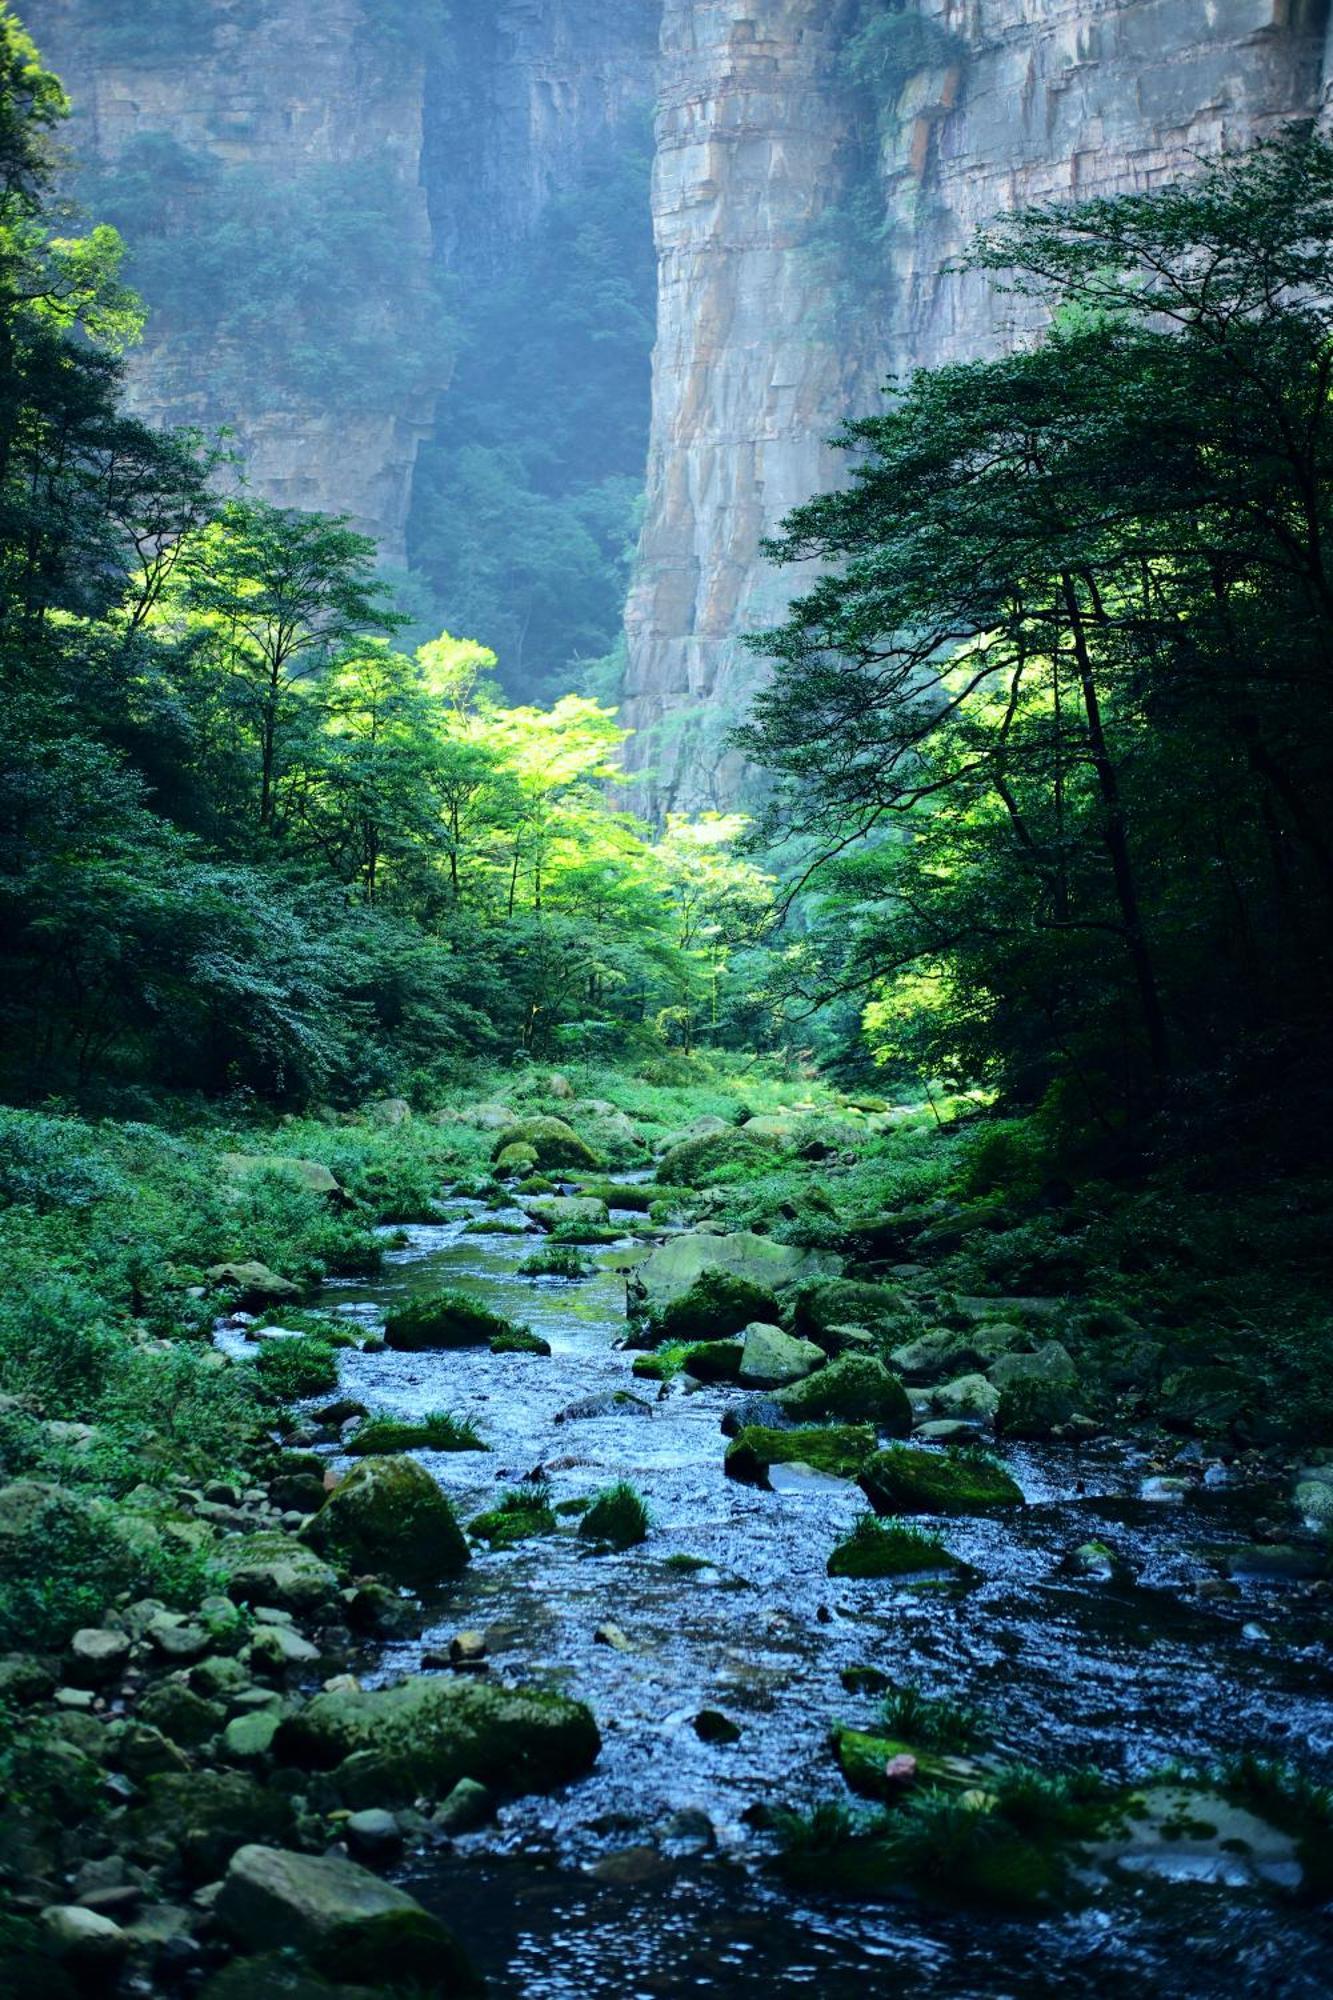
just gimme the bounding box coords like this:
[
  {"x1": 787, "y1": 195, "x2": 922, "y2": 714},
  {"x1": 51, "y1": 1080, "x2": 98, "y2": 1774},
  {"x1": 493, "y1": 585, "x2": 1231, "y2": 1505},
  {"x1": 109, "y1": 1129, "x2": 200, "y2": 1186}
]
[
  {"x1": 724, "y1": 1423, "x2": 878, "y2": 1488},
  {"x1": 384, "y1": 1290, "x2": 525, "y2": 1351},
  {"x1": 490, "y1": 1327, "x2": 553, "y2": 1356},
  {"x1": 129, "y1": 1769, "x2": 294, "y2": 1883},
  {"x1": 469, "y1": 1495, "x2": 557, "y2": 1547},
  {"x1": 859, "y1": 1446, "x2": 1024, "y2": 1515},
  {"x1": 995, "y1": 1374, "x2": 1078, "y2": 1440},
  {"x1": 776, "y1": 1355, "x2": 912, "y2": 1434},
  {"x1": 275, "y1": 1675, "x2": 600, "y2": 1804},
  {"x1": 494, "y1": 1143, "x2": 539, "y2": 1175},
  {"x1": 646, "y1": 1269, "x2": 782, "y2": 1344},
  {"x1": 832, "y1": 1726, "x2": 979, "y2": 1802},
  {"x1": 827, "y1": 1517, "x2": 973, "y2": 1581},
  {"x1": 220, "y1": 1533, "x2": 342, "y2": 1617},
  {"x1": 792, "y1": 1279, "x2": 905, "y2": 1344},
  {"x1": 1160, "y1": 1365, "x2": 1251, "y2": 1434},
  {"x1": 655, "y1": 1126, "x2": 783, "y2": 1187},
  {"x1": 678, "y1": 1339, "x2": 744, "y2": 1383},
  {"x1": 633, "y1": 1230, "x2": 837, "y2": 1323},
  {"x1": 303, "y1": 1457, "x2": 468, "y2": 1590},
  {"x1": 491, "y1": 1117, "x2": 601, "y2": 1172},
  {"x1": 345, "y1": 1414, "x2": 486, "y2": 1455}
]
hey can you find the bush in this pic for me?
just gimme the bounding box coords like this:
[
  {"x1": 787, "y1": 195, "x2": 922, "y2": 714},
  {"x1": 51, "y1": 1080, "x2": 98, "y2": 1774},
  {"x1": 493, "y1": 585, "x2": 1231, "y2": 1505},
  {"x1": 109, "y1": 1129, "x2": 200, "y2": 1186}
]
[{"x1": 252, "y1": 1336, "x2": 340, "y2": 1402}]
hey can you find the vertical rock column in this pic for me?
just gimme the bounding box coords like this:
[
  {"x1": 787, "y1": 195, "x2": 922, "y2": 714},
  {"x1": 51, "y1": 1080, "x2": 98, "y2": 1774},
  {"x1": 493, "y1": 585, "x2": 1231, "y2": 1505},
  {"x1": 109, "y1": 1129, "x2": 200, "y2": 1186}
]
[{"x1": 623, "y1": 0, "x2": 877, "y2": 814}]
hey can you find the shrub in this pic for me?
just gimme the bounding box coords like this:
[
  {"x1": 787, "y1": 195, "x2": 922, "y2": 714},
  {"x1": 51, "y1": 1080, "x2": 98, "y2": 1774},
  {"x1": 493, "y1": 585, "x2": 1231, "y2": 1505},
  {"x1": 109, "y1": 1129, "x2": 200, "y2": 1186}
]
[
  {"x1": 519, "y1": 1245, "x2": 595, "y2": 1280},
  {"x1": 578, "y1": 1482, "x2": 650, "y2": 1551},
  {"x1": 252, "y1": 1335, "x2": 340, "y2": 1402}
]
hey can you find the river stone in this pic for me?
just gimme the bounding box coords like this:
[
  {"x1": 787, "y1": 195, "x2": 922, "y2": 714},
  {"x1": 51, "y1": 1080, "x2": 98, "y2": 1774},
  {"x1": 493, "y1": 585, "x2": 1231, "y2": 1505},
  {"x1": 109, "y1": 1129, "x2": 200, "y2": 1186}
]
[
  {"x1": 996, "y1": 1373, "x2": 1079, "y2": 1440},
  {"x1": 1294, "y1": 1479, "x2": 1333, "y2": 1528},
  {"x1": 221, "y1": 1155, "x2": 344, "y2": 1201},
  {"x1": 634, "y1": 1231, "x2": 839, "y2": 1315},
  {"x1": 68, "y1": 1627, "x2": 130, "y2": 1685},
  {"x1": 724, "y1": 1423, "x2": 878, "y2": 1489},
  {"x1": 40, "y1": 1904, "x2": 131, "y2": 1966},
  {"x1": 655, "y1": 1127, "x2": 786, "y2": 1187},
  {"x1": 792, "y1": 1278, "x2": 904, "y2": 1346},
  {"x1": 304, "y1": 1458, "x2": 468, "y2": 1591},
  {"x1": 495, "y1": 1143, "x2": 539, "y2": 1175},
  {"x1": 719, "y1": 1393, "x2": 794, "y2": 1437},
  {"x1": 345, "y1": 1809, "x2": 403, "y2": 1862},
  {"x1": 206, "y1": 1262, "x2": 300, "y2": 1309},
  {"x1": 931, "y1": 1373, "x2": 1001, "y2": 1421},
  {"x1": 491, "y1": 1117, "x2": 601, "y2": 1172},
  {"x1": 678, "y1": 1339, "x2": 744, "y2": 1384},
  {"x1": 1159, "y1": 1365, "x2": 1251, "y2": 1433},
  {"x1": 119, "y1": 1722, "x2": 192, "y2": 1782},
  {"x1": 222, "y1": 1534, "x2": 342, "y2": 1616},
  {"x1": 738, "y1": 1323, "x2": 826, "y2": 1388},
  {"x1": 217, "y1": 1845, "x2": 477, "y2": 1990},
  {"x1": 777, "y1": 1356, "x2": 912, "y2": 1435},
  {"x1": 383, "y1": 1290, "x2": 522, "y2": 1352},
  {"x1": 129, "y1": 1770, "x2": 294, "y2": 1883},
  {"x1": 859, "y1": 1446, "x2": 1024, "y2": 1515},
  {"x1": 275, "y1": 1675, "x2": 600, "y2": 1805},
  {"x1": 522, "y1": 1196, "x2": 609, "y2": 1231},
  {"x1": 432, "y1": 1777, "x2": 495, "y2": 1835},
  {"x1": 988, "y1": 1341, "x2": 1078, "y2": 1389},
  {"x1": 139, "y1": 1683, "x2": 226, "y2": 1747},
  {"x1": 224, "y1": 1710, "x2": 282, "y2": 1763}
]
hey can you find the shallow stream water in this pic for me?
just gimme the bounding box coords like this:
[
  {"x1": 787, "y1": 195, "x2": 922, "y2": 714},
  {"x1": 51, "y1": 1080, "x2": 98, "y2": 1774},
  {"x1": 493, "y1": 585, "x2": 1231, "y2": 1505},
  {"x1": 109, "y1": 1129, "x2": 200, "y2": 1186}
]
[{"x1": 318, "y1": 1194, "x2": 1333, "y2": 1998}]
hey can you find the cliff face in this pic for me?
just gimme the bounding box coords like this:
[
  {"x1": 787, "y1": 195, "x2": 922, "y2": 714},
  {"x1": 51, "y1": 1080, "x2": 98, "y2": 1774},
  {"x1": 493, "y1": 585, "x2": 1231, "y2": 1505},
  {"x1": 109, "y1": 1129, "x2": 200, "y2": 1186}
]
[
  {"x1": 622, "y1": 0, "x2": 1333, "y2": 811},
  {"x1": 23, "y1": 0, "x2": 436, "y2": 562}
]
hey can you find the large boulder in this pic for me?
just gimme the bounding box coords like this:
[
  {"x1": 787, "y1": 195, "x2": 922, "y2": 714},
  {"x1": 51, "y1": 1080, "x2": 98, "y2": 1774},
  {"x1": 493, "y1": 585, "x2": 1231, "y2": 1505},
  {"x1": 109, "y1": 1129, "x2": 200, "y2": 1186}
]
[
  {"x1": 995, "y1": 1374, "x2": 1078, "y2": 1439},
  {"x1": 221, "y1": 1156, "x2": 344, "y2": 1201},
  {"x1": 988, "y1": 1341, "x2": 1078, "y2": 1390},
  {"x1": 642, "y1": 1270, "x2": 783, "y2": 1345},
  {"x1": 522, "y1": 1196, "x2": 609, "y2": 1232},
  {"x1": 276, "y1": 1675, "x2": 600, "y2": 1805},
  {"x1": 776, "y1": 1355, "x2": 912, "y2": 1435},
  {"x1": 655, "y1": 1128, "x2": 782, "y2": 1187},
  {"x1": 217, "y1": 1846, "x2": 477, "y2": 1992},
  {"x1": 303, "y1": 1458, "x2": 468, "y2": 1590},
  {"x1": 633, "y1": 1231, "x2": 838, "y2": 1317},
  {"x1": 931, "y1": 1374, "x2": 1001, "y2": 1421},
  {"x1": 891, "y1": 1324, "x2": 1028, "y2": 1383},
  {"x1": 384, "y1": 1289, "x2": 524, "y2": 1352},
  {"x1": 221, "y1": 1533, "x2": 342, "y2": 1616},
  {"x1": 738, "y1": 1323, "x2": 826, "y2": 1389},
  {"x1": 129, "y1": 1770, "x2": 294, "y2": 1883},
  {"x1": 724, "y1": 1424, "x2": 878, "y2": 1488},
  {"x1": 1159, "y1": 1365, "x2": 1251, "y2": 1434},
  {"x1": 791, "y1": 1279, "x2": 905, "y2": 1346},
  {"x1": 207, "y1": 1262, "x2": 300, "y2": 1310},
  {"x1": 490, "y1": 1117, "x2": 600, "y2": 1172},
  {"x1": 859, "y1": 1446, "x2": 1024, "y2": 1516}
]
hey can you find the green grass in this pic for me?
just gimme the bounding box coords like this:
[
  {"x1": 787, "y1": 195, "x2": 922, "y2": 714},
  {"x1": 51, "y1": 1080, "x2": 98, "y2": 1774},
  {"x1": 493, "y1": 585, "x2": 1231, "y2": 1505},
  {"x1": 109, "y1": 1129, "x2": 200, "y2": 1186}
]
[
  {"x1": 345, "y1": 1411, "x2": 486, "y2": 1455},
  {"x1": 578, "y1": 1482, "x2": 651, "y2": 1552},
  {"x1": 827, "y1": 1515, "x2": 968, "y2": 1582},
  {"x1": 252, "y1": 1334, "x2": 340, "y2": 1401},
  {"x1": 470, "y1": 1483, "x2": 558, "y2": 1547},
  {"x1": 519, "y1": 1245, "x2": 595, "y2": 1279},
  {"x1": 878, "y1": 1683, "x2": 981, "y2": 1753}
]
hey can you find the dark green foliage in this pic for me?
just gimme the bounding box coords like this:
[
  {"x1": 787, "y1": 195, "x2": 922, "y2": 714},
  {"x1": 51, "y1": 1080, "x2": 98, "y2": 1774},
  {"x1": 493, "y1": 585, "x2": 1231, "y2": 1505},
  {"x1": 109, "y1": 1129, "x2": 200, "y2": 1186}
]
[
  {"x1": 0, "y1": 1484, "x2": 214, "y2": 1651},
  {"x1": 679, "y1": 1339, "x2": 744, "y2": 1383},
  {"x1": 470, "y1": 1484, "x2": 558, "y2": 1548},
  {"x1": 858, "y1": 1445, "x2": 1024, "y2": 1515},
  {"x1": 578, "y1": 1481, "x2": 650, "y2": 1552},
  {"x1": 252, "y1": 1335, "x2": 340, "y2": 1402},
  {"x1": 725, "y1": 1423, "x2": 878, "y2": 1487},
  {"x1": 346, "y1": 1411, "x2": 485, "y2": 1455},
  {"x1": 519, "y1": 1244, "x2": 595, "y2": 1280},
  {"x1": 384, "y1": 1290, "x2": 524, "y2": 1351},
  {"x1": 878, "y1": 1683, "x2": 981, "y2": 1752}
]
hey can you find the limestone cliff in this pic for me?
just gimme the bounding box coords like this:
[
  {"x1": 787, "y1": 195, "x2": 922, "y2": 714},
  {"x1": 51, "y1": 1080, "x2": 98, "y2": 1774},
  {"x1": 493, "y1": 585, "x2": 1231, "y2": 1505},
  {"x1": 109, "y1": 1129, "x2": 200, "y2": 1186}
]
[{"x1": 622, "y1": 0, "x2": 1333, "y2": 812}]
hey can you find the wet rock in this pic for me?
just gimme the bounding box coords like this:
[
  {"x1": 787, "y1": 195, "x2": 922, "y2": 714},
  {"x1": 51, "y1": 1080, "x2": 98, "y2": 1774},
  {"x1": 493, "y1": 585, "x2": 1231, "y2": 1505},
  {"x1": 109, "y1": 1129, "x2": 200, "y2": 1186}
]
[
  {"x1": 344, "y1": 1582, "x2": 423, "y2": 1640},
  {"x1": 1295, "y1": 1477, "x2": 1333, "y2": 1529},
  {"x1": 224, "y1": 1710, "x2": 283, "y2": 1763},
  {"x1": 840, "y1": 1664, "x2": 892, "y2": 1696},
  {"x1": 491, "y1": 1116, "x2": 601, "y2": 1173},
  {"x1": 1140, "y1": 1475, "x2": 1192, "y2": 1501},
  {"x1": 247, "y1": 1624, "x2": 320, "y2": 1678},
  {"x1": 490, "y1": 1327, "x2": 552, "y2": 1356},
  {"x1": 859, "y1": 1445, "x2": 1024, "y2": 1515},
  {"x1": 692, "y1": 1709, "x2": 741, "y2": 1745},
  {"x1": 216, "y1": 1844, "x2": 477, "y2": 1989},
  {"x1": 304, "y1": 1457, "x2": 469, "y2": 1590},
  {"x1": 633, "y1": 1231, "x2": 838, "y2": 1320},
  {"x1": 431, "y1": 1778, "x2": 494, "y2": 1835},
  {"x1": 930, "y1": 1374, "x2": 1001, "y2": 1421},
  {"x1": 522, "y1": 1195, "x2": 609, "y2": 1231},
  {"x1": 657, "y1": 1807, "x2": 717, "y2": 1857},
  {"x1": 275, "y1": 1675, "x2": 601, "y2": 1805},
  {"x1": 384, "y1": 1289, "x2": 526, "y2": 1352},
  {"x1": 589, "y1": 1844, "x2": 672, "y2": 1886},
  {"x1": 594, "y1": 1622, "x2": 632, "y2": 1652},
  {"x1": 40, "y1": 1903, "x2": 131, "y2": 1969},
  {"x1": 222, "y1": 1534, "x2": 342, "y2": 1617},
  {"x1": 791, "y1": 1279, "x2": 904, "y2": 1346},
  {"x1": 555, "y1": 1390, "x2": 654, "y2": 1423},
  {"x1": 776, "y1": 1355, "x2": 912, "y2": 1434},
  {"x1": 996, "y1": 1373, "x2": 1079, "y2": 1440},
  {"x1": 988, "y1": 1341, "x2": 1078, "y2": 1389},
  {"x1": 678, "y1": 1338, "x2": 744, "y2": 1383},
  {"x1": 344, "y1": 1810, "x2": 403, "y2": 1863},
  {"x1": 447, "y1": 1631, "x2": 488, "y2": 1671},
  {"x1": 720, "y1": 1392, "x2": 794, "y2": 1437},
  {"x1": 738, "y1": 1323, "x2": 826, "y2": 1388},
  {"x1": 138, "y1": 1683, "x2": 227, "y2": 1747},
  {"x1": 891, "y1": 1325, "x2": 1026, "y2": 1383},
  {"x1": 1225, "y1": 1544, "x2": 1328, "y2": 1582},
  {"x1": 68, "y1": 1627, "x2": 130, "y2": 1686},
  {"x1": 1064, "y1": 1540, "x2": 1132, "y2": 1585},
  {"x1": 725, "y1": 1423, "x2": 878, "y2": 1488},
  {"x1": 206, "y1": 1262, "x2": 301, "y2": 1310},
  {"x1": 268, "y1": 1473, "x2": 327, "y2": 1515},
  {"x1": 129, "y1": 1770, "x2": 294, "y2": 1883},
  {"x1": 827, "y1": 1517, "x2": 974, "y2": 1582},
  {"x1": 833, "y1": 1727, "x2": 980, "y2": 1803},
  {"x1": 913, "y1": 1419, "x2": 981, "y2": 1443},
  {"x1": 146, "y1": 1614, "x2": 212, "y2": 1664}
]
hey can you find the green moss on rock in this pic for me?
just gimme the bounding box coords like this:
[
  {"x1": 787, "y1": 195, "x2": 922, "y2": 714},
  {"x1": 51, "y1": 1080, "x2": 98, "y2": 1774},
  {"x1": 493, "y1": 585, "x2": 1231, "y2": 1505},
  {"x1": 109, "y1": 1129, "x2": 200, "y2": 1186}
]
[
  {"x1": 303, "y1": 1457, "x2": 469, "y2": 1590},
  {"x1": 859, "y1": 1446, "x2": 1023, "y2": 1516},
  {"x1": 777, "y1": 1355, "x2": 911, "y2": 1433},
  {"x1": 384, "y1": 1290, "x2": 525, "y2": 1352},
  {"x1": 491, "y1": 1117, "x2": 600, "y2": 1172},
  {"x1": 724, "y1": 1423, "x2": 878, "y2": 1488},
  {"x1": 827, "y1": 1516, "x2": 972, "y2": 1581}
]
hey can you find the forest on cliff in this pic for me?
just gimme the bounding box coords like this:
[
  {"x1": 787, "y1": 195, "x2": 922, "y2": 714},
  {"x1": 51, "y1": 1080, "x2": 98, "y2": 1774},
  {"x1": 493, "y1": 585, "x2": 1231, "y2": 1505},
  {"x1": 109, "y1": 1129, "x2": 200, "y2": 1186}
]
[{"x1": 0, "y1": 6, "x2": 1331, "y2": 1998}]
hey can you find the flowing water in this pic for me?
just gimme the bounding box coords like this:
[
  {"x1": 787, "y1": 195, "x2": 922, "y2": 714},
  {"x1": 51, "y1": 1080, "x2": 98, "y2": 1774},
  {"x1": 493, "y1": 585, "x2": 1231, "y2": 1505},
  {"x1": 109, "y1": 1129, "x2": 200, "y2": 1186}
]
[{"x1": 317, "y1": 1192, "x2": 1333, "y2": 1998}]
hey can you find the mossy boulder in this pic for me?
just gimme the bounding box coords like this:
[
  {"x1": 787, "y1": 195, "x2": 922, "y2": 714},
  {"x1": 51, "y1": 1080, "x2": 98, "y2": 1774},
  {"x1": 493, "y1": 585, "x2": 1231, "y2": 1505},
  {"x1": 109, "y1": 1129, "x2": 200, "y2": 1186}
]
[
  {"x1": 207, "y1": 1262, "x2": 301, "y2": 1310},
  {"x1": 303, "y1": 1457, "x2": 468, "y2": 1590},
  {"x1": 776, "y1": 1355, "x2": 912, "y2": 1434},
  {"x1": 221, "y1": 1533, "x2": 342, "y2": 1616},
  {"x1": 932, "y1": 1373, "x2": 1002, "y2": 1421},
  {"x1": 129, "y1": 1769, "x2": 294, "y2": 1883},
  {"x1": 656, "y1": 1128, "x2": 781, "y2": 1187},
  {"x1": 644, "y1": 1269, "x2": 782, "y2": 1345},
  {"x1": 792, "y1": 1279, "x2": 905, "y2": 1346},
  {"x1": 491, "y1": 1117, "x2": 601, "y2": 1172},
  {"x1": 522, "y1": 1195, "x2": 609, "y2": 1232},
  {"x1": 891, "y1": 1324, "x2": 1028, "y2": 1383},
  {"x1": 738, "y1": 1322, "x2": 826, "y2": 1388},
  {"x1": 724, "y1": 1423, "x2": 878, "y2": 1488},
  {"x1": 217, "y1": 1845, "x2": 479, "y2": 1993},
  {"x1": 221, "y1": 1155, "x2": 344, "y2": 1201},
  {"x1": 494, "y1": 1143, "x2": 539, "y2": 1176},
  {"x1": 827, "y1": 1518, "x2": 973, "y2": 1581},
  {"x1": 832, "y1": 1727, "x2": 979, "y2": 1802},
  {"x1": 469, "y1": 1495, "x2": 557, "y2": 1547},
  {"x1": 859, "y1": 1446, "x2": 1024, "y2": 1516},
  {"x1": 678, "y1": 1339, "x2": 744, "y2": 1383},
  {"x1": 490, "y1": 1327, "x2": 552, "y2": 1356},
  {"x1": 987, "y1": 1341, "x2": 1078, "y2": 1390},
  {"x1": 634, "y1": 1229, "x2": 838, "y2": 1323},
  {"x1": 995, "y1": 1374, "x2": 1078, "y2": 1440},
  {"x1": 384, "y1": 1289, "x2": 524, "y2": 1351},
  {"x1": 275, "y1": 1675, "x2": 600, "y2": 1804},
  {"x1": 1159, "y1": 1365, "x2": 1251, "y2": 1434}
]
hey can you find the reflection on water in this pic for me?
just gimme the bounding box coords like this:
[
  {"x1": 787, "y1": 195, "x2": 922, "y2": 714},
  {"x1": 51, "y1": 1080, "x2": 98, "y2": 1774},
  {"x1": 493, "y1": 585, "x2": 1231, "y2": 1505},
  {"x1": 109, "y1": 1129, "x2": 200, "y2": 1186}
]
[{"x1": 318, "y1": 1201, "x2": 1333, "y2": 1998}]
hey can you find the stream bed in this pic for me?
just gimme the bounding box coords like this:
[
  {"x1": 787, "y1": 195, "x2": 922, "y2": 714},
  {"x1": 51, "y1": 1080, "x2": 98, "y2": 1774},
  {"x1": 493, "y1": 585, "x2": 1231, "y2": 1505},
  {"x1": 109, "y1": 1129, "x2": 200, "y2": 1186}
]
[{"x1": 317, "y1": 1194, "x2": 1333, "y2": 1998}]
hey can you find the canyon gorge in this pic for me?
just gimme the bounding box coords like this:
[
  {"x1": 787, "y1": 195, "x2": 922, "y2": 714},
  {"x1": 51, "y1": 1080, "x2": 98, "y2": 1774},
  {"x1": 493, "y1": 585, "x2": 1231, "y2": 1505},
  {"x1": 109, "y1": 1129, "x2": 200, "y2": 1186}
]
[{"x1": 24, "y1": 0, "x2": 1333, "y2": 806}]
